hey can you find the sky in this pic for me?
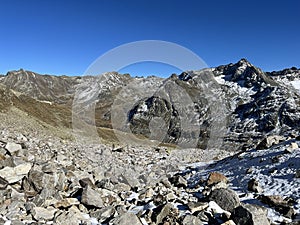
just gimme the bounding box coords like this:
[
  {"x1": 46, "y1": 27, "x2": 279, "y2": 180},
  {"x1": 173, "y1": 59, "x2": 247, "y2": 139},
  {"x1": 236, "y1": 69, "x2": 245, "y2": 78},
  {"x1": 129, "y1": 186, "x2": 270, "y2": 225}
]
[{"x1": 0, "y1": 0, "x2": 299, "y2": 77}]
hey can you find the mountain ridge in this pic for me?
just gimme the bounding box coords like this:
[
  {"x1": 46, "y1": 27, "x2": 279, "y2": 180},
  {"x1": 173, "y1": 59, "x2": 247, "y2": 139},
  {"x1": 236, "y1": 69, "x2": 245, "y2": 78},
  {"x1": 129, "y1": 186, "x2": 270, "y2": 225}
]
[{"x1": 0, "y1": 59, "x2": 299, "y2": 150}]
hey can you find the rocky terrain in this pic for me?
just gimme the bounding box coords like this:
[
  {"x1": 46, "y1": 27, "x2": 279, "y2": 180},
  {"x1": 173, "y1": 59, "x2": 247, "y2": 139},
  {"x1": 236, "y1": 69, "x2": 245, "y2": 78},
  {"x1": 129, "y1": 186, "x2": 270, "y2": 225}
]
[{"x1": 0, "y1": 59, "x2": 299, "y2": 224}]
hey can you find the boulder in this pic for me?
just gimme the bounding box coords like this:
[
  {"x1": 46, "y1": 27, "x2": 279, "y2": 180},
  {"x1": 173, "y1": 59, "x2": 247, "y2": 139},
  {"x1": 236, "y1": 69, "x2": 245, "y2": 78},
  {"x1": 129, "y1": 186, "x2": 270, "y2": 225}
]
[
  {"x1": 153, "y1": 203, "x2": 178, "y2": 224},
  {"x1": 32, "y1": 206, "x2": 57, "y2": 221},
  {"x1": 259, "y1": 195, "x2": 295, "y2": 219},
  {"x1": 276, "y1": 206, "x2": 295, "y2": 219},
  {"x1": 5, "y1": 142, "x2": 22, "y2": 154},
  {"x1": 28, "y1": 169, "x2": 44, "y2": 192},
  {"x1": 259, "y1": 195, "x2": 290, "y2": 207},
  {"x1": 205, "y1": 201, "x2": 231, "y2": 222},
  {"x1": 79, "y1": 177, "x2": 95, "y2": 188},
  {"x1": 119, "y1": 169, "x2": 140, "y2": 188},
  {"x1": 169, "y1": 175, "x2": 187, "y2": 188},
  {"x1": 81, "y1": 185, "x2": 104, "y2": 208},
  {"x1": 54, "y1": 206, "x2": 85, "y2": 224},
  {"x1": 285, "y1": 142, "x2": 299, "y2": 153},
  {"x1": 0, "y1": 163, "x2": 31, "y2": 183},
  {"x1": 221, "y1": 220, "x2": 237, "y2": 225},
  {"x1": 187, "y1": 202, "x2": 209, "y2": 214},
  {"x1": 182, "y1": 214, "x2": 203, "y2": 225},
  {"x1": 208, "y1": 188, "x2": 240, "y2": 213},
  {"x1": 10, "y1": 220, "x2": 25, "y2": 225},
  {"x1": 54, "y1": 211, "x2": 80, "y2": 225},
  {"x1": 98, "y1": 188, "x2": 120, "y2": 205},
  {"x1": 231, "y1": 204, "x2": 270, "y2": 225},
  {"x1": 207, "y1": 172, "x2": 228, "y2": 186},
  {"x1": 0, "y1": 156, "x2": 15, "y2": 169},
  {"x1": 166, "y1": 192, "x2": 176, "y2": 201},
  {"x1": 90, "y1": 205, "x2": 115, "y2": 223},
  {"x1": 41, "y1": 163, "x2": 56, "y2": 174},
  {"x1": 144, "y1": 188, "x2": 155, "y2": 198}
]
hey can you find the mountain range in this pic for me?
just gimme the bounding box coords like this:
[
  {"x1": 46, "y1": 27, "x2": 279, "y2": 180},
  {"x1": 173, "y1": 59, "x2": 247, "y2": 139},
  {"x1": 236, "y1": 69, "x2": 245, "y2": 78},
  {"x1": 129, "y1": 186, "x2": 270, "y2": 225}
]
[{"x1": 0, "y1": 59, "x2": 299, "y2": 150}]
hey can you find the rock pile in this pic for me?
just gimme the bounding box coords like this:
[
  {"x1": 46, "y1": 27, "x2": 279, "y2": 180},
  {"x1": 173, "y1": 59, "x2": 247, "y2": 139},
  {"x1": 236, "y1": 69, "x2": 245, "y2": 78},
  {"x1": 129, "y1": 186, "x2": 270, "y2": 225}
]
[
  {"x1": 0, "y1": 129, "x2": 299, "y2": 224},
  {"x1": 0, "y1": 142, "x2": 267, "y2": 224}
]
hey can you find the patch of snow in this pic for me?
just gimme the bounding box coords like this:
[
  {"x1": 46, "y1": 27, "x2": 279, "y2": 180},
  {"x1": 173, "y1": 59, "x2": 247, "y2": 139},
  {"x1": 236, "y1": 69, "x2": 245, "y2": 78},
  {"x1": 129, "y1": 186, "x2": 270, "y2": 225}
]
[
  {"x1": 90, "y1": 217, "x2": 99, "y2": 225},
  {"x1": 214, "y1": 75, "x2": 226, "y2": 84},
  {"x1": 139, "y1": 102, "x2": 148, "y2": 112},
  {"x1": 214, "y1": 74, "x2": 255, "y2": 98},
  {"x1": 126, "y1": 192, "x2": 139, "y2": 201},
  {"x1": 140, "y1": 217, "x2": 148, "y2": 225},
  {"x1": 291, "y1": 80, "x2": 300, "y2": 91},
  {"x1": 37, "y1": 100, "x2": 53, "y2": 105}
]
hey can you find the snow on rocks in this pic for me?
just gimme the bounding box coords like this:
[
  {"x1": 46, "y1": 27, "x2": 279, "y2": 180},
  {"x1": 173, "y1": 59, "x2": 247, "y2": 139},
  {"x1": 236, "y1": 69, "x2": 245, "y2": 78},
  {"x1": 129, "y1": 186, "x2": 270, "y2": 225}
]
[{"x1": 186, "y1": 137, "x2": 300, "y2": 224}]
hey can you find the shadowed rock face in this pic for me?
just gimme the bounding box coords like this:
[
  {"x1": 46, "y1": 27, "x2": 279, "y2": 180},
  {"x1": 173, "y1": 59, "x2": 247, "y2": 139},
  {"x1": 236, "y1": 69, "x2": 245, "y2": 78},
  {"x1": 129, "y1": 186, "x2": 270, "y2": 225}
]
[
  {"x1": 0, "y1": 59, "x2": 300, "y2": 150},
  {"x1": 128, "y1": 96, "x2": 181, "y2": 142}
]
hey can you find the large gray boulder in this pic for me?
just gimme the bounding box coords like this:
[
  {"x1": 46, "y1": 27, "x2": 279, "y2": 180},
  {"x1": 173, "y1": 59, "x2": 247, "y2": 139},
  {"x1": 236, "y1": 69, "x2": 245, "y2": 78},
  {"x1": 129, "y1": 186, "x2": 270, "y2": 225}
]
[
  {"x1": 32, "y1": 206, "x2": 57, "y2": 221},
  {"x1": 231, "y1": 204, "x2": 270, "y2": 225},
  {"x1": 81, "y1": 185, "x2": 104, "y2": 208},
  {"x1": 90, "y1": 205, "x2": 115, "y2": 223},
  {"x1": 183, "y1": 214, "x2": 203, "y2": 225},
  {"x1": 208, "y1": 188, "x2": 240, "y2": 213}
]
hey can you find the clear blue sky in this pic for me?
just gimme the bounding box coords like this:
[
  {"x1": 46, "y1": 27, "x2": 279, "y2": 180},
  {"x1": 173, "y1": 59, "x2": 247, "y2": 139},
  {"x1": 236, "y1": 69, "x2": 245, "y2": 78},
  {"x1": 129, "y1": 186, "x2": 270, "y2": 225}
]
[{"x1": 0, "y1": 0, "x2": 299, "y2": 77}]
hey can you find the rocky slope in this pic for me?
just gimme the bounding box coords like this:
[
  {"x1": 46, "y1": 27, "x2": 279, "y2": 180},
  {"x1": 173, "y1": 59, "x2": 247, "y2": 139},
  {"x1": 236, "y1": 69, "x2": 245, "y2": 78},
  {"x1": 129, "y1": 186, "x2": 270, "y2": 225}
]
[
  {"x1": 0, "y1": 59, "x2": 299, "y2": 224},
  {"x1": 0, "y1": 122, "x2": 299, "y2": 224}
]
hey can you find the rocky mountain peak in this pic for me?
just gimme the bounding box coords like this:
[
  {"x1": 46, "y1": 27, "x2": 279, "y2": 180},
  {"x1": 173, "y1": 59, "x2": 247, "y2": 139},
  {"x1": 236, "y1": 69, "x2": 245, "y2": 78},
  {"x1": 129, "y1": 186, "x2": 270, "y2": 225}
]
[
  {"x1": 236, "y1": 58, "x2": 254, "y2": 67},
  {"x1": 214, "y1": 58, "x2": 278, "y2": 89}
]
